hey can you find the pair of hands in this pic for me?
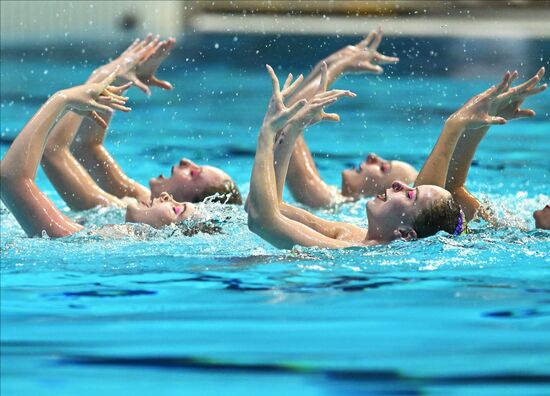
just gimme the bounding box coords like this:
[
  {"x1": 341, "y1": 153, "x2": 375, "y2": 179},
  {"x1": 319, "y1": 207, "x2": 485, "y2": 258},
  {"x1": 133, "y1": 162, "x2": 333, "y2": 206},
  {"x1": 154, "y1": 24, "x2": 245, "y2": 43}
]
[
  {"x1": 59, "y1": 67, "x2": 131, "y2": 129},
  {"x1": 91, "y1": 34, "x2": 176, "y2": 95},
  {"x1": 449, "y1": 67, "x2": 547, "y2": 130},
  {"x1": 262, "y1": 62, "x2": 356, "y2": 135},
  {"x1": 328, "y1": 27, "x2": 546, "y2": 131},
  {"x1": 261, "y1": 26, "x2": 398, "y2": 135},
  {"x1": 63, "y1": 34, "x2": 177, "y2": 128}
]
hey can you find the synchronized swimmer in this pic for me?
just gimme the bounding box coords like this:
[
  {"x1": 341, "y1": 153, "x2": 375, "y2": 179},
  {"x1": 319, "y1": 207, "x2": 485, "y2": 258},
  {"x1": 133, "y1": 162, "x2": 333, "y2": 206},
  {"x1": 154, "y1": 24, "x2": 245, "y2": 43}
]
[{"x1": 0, "y1": 29, "x2": 548, "y2": 245}]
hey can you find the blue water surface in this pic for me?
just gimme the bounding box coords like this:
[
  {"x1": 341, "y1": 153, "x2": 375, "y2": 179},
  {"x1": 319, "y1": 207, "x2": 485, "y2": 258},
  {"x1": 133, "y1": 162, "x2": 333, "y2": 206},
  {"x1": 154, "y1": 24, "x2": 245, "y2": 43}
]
[{"x1": 1, "y1": 34, "x2": 549, "y2": 395}]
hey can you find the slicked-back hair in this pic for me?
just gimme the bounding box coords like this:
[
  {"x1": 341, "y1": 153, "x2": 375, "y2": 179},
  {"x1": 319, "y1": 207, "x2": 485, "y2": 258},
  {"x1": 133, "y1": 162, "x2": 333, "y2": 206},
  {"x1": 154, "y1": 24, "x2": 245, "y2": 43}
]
[{"x1": 413, "y1": 197, "x2": 463, "y2": 238}]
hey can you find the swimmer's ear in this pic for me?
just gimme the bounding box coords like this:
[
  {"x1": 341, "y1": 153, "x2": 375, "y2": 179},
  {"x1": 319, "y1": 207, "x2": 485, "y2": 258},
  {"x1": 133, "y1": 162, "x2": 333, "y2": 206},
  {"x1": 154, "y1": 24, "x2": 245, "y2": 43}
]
[{"x1": 393, "y1": 226, "x2": 417, "y2": 241}]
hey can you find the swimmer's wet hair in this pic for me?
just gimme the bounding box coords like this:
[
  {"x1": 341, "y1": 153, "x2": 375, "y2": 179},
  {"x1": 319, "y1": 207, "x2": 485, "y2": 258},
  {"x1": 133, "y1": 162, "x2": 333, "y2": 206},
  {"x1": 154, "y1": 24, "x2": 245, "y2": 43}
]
[
  {"x1": 413, "y1": 197, "x2": 465, "y2": 238},
  {"x1": 198, "y1": 180, "x2": 243, "y2": 205}
]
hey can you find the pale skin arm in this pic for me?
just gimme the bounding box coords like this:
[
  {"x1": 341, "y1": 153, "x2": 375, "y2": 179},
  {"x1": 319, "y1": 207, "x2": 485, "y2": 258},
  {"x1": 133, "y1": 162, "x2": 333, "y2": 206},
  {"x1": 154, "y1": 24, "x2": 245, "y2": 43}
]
[
  {"x1": 249, "y1": 128, "x2": 355, "y2": 249},
  {"x1": 285, "y1": 135, "x2": 335, "y2": 207},
  {"x1": 71, "y1": 115, "x2": 151, "y2": 202},
  {"x1": 414, "y1": 120, "x2": 468, "y2": 190},
  {"x1": 415, "y1": 69, "x2": 547, "y2": 220},
  {"x1": 71, "y1": 36, "x2": 176, "y2": 202},
  {"x1": 282, "y1": 28, "x2": 399, "y2": 208},
  {"x1": 271, "y1": 63, "x2": 366, "y2": 242},
  {"x1": 41, "y1": 83, "x2": 131, "y2": 211},
  {"x1": 247, "y1": 65, "x2": 360, "y2": 249},
  {"x1": 414, "y1": 78, "x2": 510, "y2": 189},
  {"x1": 445, "y1": 68, "x2": 546, "y2": 220},
  {"x1": 0, "y1": 74, "x2": 123, "y2": 237},
  {"x1": 273, "y1": 63, "x2": 355, "y2": 201}
]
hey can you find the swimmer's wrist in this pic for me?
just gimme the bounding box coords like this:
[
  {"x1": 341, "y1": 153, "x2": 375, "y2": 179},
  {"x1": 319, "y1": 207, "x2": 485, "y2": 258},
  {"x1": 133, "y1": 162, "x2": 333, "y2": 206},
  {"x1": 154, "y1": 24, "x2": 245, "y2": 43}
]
[
  {"x1": 40, "y1": 92, "x2": 70, "y2": 123},
  {"x1": 444, "y1": 116, "x2": 468, "y2": 132},
  {"x1": 330, "y1": 60, "x2": 349, "y2": 78},
  {"x1": 89, "y1": 59, "x2": 127, "y2": 84},
  {"x1": 260, "y1": 120, "x2": 282, "y2": 135},
  {"x1": 258, "y1": 126, "x2": 276, "y2": 145},
  {"x1": 88, "y1": 64, "x2": 114, "y2": 83},
  {"x1": 284, "y1": 120, "x2": 305, "y2": 136},
  {"x1": 50, "y1": 91, "x2": 70, "y2": 108}
]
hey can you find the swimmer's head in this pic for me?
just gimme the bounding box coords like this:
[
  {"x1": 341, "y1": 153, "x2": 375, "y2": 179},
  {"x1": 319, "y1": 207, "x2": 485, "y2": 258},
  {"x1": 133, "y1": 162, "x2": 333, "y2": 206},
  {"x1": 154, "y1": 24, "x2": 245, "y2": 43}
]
[
  {"x1": 125, "y1": 192, "x2": 195, "y2": 228},
  {"x1": 149, "y1": 158, "x2": 242, "y2": 205},
  {"x1": 366, "y1": 180, "x2": 463, "y2": 242},
  {"x1": 533, "y1": 205, "x2": 550, "y2": 230},
  {"x1": 341, "y1": 153, "x2": 417, "y2": 199}
]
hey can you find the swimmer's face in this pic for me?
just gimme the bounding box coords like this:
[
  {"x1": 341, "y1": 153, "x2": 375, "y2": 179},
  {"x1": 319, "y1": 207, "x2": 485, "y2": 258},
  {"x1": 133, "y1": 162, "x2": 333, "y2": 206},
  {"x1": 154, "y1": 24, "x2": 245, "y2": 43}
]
[
  {"x1": 366, "y1": 180, "x2": 450, "y2": 241},
  {"x1": 533, "y1": 205, "x2": 550, "y2": 230},
  {"x1": 149, "y1": 158, "x2": 234, "y2": 203},
  {"x1": 125, "y1": 192, "x2": 195, "y2": 228},
  {"x1": 341, "y1": 153, "x2": 418, "y2": 198}
]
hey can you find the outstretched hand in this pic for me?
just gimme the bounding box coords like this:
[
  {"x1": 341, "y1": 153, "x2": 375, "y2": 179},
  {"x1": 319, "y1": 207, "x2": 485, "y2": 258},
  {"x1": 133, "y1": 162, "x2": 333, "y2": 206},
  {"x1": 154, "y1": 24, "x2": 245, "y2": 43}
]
[
  {"x1": 108, "y1": 34, "x2": 160, "y2": 92},
  {"x1": 329, "y1": 27, "x2": 399, "y2": 74},
  {"x1": 288, "y1": 62, "x2": 356, "y2": 127},
  {"x1": 449, "y1": 68, "x2": 547, "y2": 130},
  {"x1": 262, "y1": 65, "x2": 308, "y2": 132},
  {"x1": 135, "y1": 37, "x2": 176, "y2": 92},
  {"x1": 61, "y1": 67, "x2": 132, "y2": 129},
  {"x1": 90, "y1": 34, "x2": 176, "y2": 96},
  {"x1": 448, "y1": 73, "x2": 511, "y2": 129},
  {"x1": 492, "y1": 67, "x2": 546, "y2": 120}
]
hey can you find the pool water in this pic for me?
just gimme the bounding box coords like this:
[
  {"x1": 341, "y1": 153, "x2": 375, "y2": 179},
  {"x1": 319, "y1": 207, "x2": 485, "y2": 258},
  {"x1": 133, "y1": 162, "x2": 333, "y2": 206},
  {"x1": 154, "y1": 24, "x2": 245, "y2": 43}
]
[{"x1": 1, "y1": 35, "x2": 549, "y2": 395}]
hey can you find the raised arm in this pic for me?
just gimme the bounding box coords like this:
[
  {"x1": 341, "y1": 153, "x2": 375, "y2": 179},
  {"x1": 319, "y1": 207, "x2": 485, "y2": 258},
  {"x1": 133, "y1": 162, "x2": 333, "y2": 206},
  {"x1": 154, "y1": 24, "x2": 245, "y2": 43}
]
[
  {"x1": 445, "y1": 68, "x2": 546, "y2": 220},
  {"x1": 41, "y1": 83, "x2": 131, "y2": 210},
  {"x1": 288, "y1": 27, "x2": 398, "y2": 104},
  {"x1": 71, "y1": 36, "x2": 176, "y2": 202},
  {"x1": 282, "y1": 28, "x2": 399, "y2": 207},
  {"x1": 247, "y1": 65, "x2": 356, "y2": 249},
  {"x1": 273, "y1": 63, "x2": 356, "y2": 200},
  {"x1": 415, "y1": 70, "x2": 547, "y2": 220},
  {"x1": 0, "y1": 74, "x2": 122, "y2": 237},
  {"x1": 414, "y1": 72, "x2": 514, "y2": 189},
  {"x1": 87, "y1": 34, "x2": 174, "y2": 95},
  {"x1": 270, "y1": 64, "x2": 366, "y2": 242}
]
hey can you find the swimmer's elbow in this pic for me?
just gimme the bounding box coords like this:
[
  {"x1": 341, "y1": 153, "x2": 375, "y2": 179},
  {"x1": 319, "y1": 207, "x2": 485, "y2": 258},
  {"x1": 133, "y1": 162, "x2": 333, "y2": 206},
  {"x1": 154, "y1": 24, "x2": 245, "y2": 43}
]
[
  {"x1": 246, "y1": 204, "x2": 262, "y2": 233},
  {"x1": 41, "y1": 145, "x2": 70, "y2": 168},
  {"x1": 248, "y1": 211, "x2": 295, "y2": 249},
  {"x1": 0, "y1": 159, "x2": 19, "y2": 189},
  {"x1": 287, "y1": 177, "x2": 333, "y2": 208},
  {"x1": 247, "y1": 207, "x2": 275, "y2": 235}
]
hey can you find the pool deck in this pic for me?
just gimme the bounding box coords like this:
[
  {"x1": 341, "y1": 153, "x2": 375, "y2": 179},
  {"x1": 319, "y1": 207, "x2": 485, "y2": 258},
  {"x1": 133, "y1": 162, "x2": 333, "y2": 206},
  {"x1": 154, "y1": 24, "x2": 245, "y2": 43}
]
[
  {"x1": 190, "y1": 10, "x2": 550, "y2": 38},
  {"x1": 1, "y1": 2, "x2": 549, "y2": 47}
]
